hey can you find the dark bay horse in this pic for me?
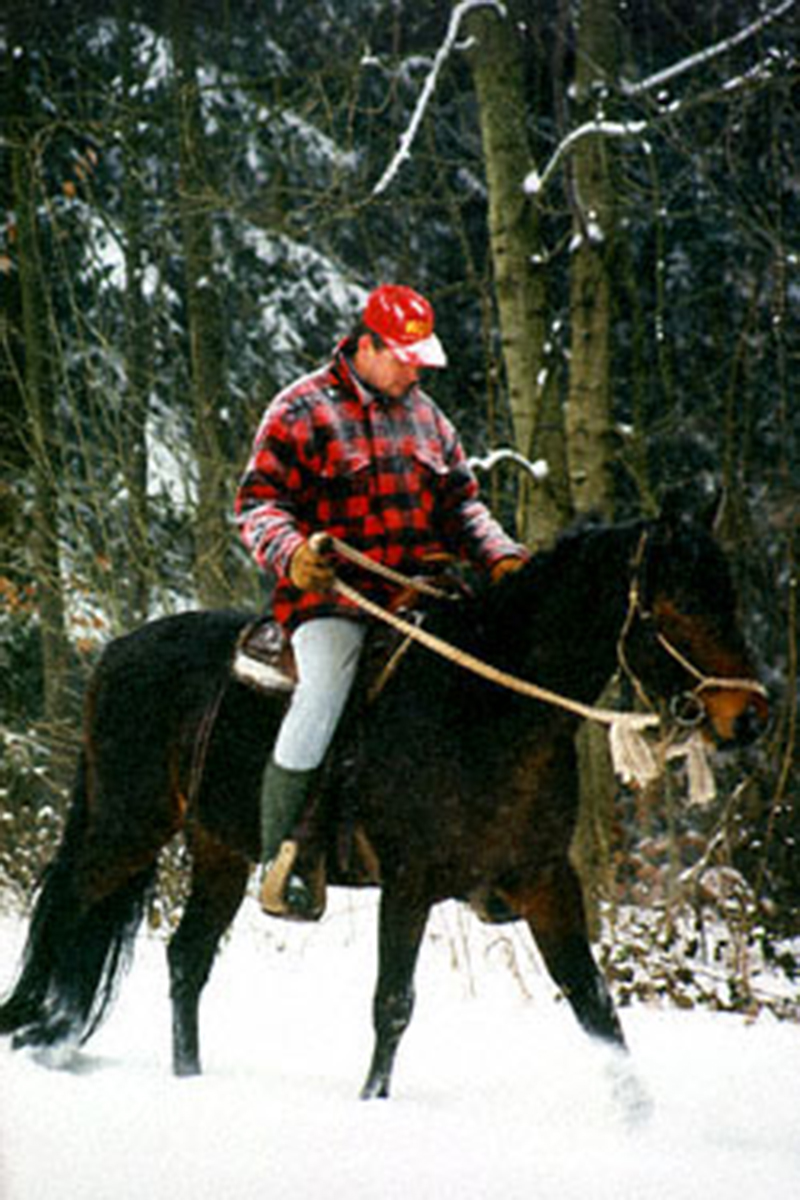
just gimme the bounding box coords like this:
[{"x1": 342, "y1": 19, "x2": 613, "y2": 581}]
[{"x1": 0, "y1": 492, "x2": 767, "y2": 1098}]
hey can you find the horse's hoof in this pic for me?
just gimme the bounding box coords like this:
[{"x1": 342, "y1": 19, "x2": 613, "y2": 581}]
[
  {"x1": 173, "y1": 1057, "x2": 202, "y2": 1078},
  {"x1": 604, "y1": 1052, "x2": 653, "y2": 1127},
  {"x1": 360, "y1": 1073, "x2": 391, "y2": 1100}
]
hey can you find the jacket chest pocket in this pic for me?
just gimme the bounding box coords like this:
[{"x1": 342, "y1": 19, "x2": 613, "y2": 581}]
[
  {"x1": 316, "y1": 449, "x2": 370, "y2": 493},
  {"x1": 403, "y1": 446, "x2": 448, "y2": 512},
  {"x1": 311, "y1": 450, "x2": 372, "y2": 526}
]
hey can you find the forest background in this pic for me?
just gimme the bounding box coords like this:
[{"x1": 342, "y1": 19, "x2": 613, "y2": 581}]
[{"x1": 1, "y1": 0, "x2": 798, "y2": 1014}]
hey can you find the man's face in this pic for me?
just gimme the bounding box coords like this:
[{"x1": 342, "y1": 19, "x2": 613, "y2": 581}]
[{"x1": 354, "y1": 335, "x2": 421, "y2": 400}]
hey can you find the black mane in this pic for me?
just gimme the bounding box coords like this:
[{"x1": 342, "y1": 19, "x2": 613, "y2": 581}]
[{"x1": 410, "y1": 517, "x2": 645, "y2": 709}]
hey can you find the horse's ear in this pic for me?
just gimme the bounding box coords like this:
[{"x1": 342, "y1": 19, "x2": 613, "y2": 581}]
[{"x1": 658, "y1": 476, "x2": 723, "y2": 534}]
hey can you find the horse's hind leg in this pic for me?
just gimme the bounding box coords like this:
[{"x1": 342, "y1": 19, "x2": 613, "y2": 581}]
[
  {"x1": 167, "y1": 826, "x2": 250, "y2": 1077},
  {"x1": 361, "y1": 886, "x2": 430, "y2": 1100},
  {"x1": 514, "y1": 859, "x2": 624, "y2": 1047}
]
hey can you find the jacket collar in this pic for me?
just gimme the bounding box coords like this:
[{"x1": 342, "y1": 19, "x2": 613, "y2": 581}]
[{"x1": 332, "y1": 340, "x2": 416, "y2": 410}]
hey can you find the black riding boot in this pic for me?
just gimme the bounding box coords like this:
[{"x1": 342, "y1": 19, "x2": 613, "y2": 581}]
[{"x1": 258, "y1": 759, "x2": 325, "y2": 920}]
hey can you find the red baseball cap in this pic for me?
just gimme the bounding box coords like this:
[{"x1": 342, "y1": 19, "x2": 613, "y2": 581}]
[{"x1": 362, "y1": 284, "x2": 447, "y2": 368}]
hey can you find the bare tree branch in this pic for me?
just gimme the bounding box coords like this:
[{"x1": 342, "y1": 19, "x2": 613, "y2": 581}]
[
  {"x1": 372, "y1": 0, "x2": 506, "y2": 197},
  {"x1": 468, "y1": 446, "x2": 550, "y2": 484},
  {"x1": 620, "y1": 0, "x2": 797, "y2": 98},
  {"x1": 525, "y1": 0, "x2": 797, "y2": 200}
]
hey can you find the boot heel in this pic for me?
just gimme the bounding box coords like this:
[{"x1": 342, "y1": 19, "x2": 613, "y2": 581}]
[
  {"x1": 259, "y1": 841, "x2": 325, "y2": 921},
  {"x1": 259, "y1": 841, "x2": 299, "y2": 914}
]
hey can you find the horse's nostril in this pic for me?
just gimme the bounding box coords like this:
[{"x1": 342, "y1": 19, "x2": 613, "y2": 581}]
[{"x1": 734, "y1": 705, "x2": 767, "y2": 746}]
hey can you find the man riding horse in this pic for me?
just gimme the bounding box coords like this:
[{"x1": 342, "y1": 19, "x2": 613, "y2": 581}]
[{"x1": 235, "y1": 284, "x2": 528, "y2": 919}]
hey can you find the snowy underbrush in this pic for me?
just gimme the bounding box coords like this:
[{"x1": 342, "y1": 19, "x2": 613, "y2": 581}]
[
  {"x1": 417, "y1": 891, "x2": 800, "y2": 1025},
  {"x1": 600, "y1": 899, "x2": 800, "y2": 1021},
  {"x1": 0, "y1": 726, "x2": 66, "y2": 904}
]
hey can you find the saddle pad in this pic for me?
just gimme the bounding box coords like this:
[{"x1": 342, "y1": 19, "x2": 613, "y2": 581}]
[{"x1": 232, "y1": 619, "x2": 295, "y2": 694}]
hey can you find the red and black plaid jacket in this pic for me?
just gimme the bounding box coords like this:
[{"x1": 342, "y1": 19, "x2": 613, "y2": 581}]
[{"x1": 235, "y1": 343, "x2": 526, "y2": 631}]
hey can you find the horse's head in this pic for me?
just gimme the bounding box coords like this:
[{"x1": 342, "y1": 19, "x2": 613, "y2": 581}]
[{"x1": 620, "y1": 486, "x2": 769, "y2": 748}]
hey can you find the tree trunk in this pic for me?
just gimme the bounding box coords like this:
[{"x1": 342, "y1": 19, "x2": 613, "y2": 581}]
[
  {"x1": 118, "y1": 0, "x2": 153, "y2": 624},
  {"x1": 170, "y1": 2, "x2": 232, "y2": 608},
  {"x1": 564, "y1": 0, "x2": 620, "y2": 915},
  {"x1": 9, "y1": 54, "x2": 71, "y2": 720},
  {"x1": 565, "y1": 0, "x2": 617, "y2": 518},
  {"x1": 467, "y1": 4, "x2": 570, "y2": 550},
  {"x1": 0, "y1": 33, "x2": 28, "y2": 589}
]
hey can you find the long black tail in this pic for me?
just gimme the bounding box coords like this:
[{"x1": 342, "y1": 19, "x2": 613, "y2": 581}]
[{"x1": 0, "y1": 751, "x2": 156, "y2": 1052}]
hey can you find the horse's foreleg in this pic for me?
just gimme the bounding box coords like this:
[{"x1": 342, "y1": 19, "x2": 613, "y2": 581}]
[
  {"x1": 515, "y1": 860, "x2": 624, "y2": 1047},
  {"x1": 361, "y1": 888, "x2": 430, "y2": 1100},
  {"x1": 167, "y1": 829, "x2": 250, "y2": 1076}
]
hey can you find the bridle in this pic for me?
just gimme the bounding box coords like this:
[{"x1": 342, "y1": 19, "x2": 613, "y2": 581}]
[{"x1": 616, "y1": 530, "x2": 767, "y2": 728}]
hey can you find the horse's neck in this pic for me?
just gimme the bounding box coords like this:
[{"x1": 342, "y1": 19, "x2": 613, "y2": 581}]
[{"x1": 506, "y1": 522, "x2": 643, "y2": 704}]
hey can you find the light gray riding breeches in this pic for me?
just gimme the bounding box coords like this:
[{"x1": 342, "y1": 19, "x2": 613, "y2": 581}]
[{"x1": 272, "y1": 617, "x2": 367, "y2": 772}]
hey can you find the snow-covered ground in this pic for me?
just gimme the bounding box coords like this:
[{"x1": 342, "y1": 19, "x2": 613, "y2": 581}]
[{"x1": 1, "y1": 891, "x2": 799, "y2": 1200}]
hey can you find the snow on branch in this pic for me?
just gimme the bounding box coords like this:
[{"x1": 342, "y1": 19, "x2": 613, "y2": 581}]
[
  {"x1": 523, "y1": 119, "x2": 648, "y2": 198},
  {"x1": 372, "y1": 0, "x2": 506, "y2": 197},
  {"x1": 468, "y1": 446, "x2": 550, "y2": 483},
  {"x1": 620, "y1": 0, "x2": 798, "y2": 98}
]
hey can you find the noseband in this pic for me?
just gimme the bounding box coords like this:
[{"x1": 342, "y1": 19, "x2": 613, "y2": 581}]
[{"x1": 617, "y1": 531, "x2": 767, "y2": 725}]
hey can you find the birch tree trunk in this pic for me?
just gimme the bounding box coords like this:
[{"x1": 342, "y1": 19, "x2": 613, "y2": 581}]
[
  {"x1": 565, "y1": 0, "x2": 617, "y2": 518},
  {"x1": 564, "y1": 0, "x2": 619, "y2": 919},
  {"x1": 170, "y1": 2, "x2": 232, "y2": 608},
  {"x1": 467, "y1": 4, "x2": 570, "y2": 549}
]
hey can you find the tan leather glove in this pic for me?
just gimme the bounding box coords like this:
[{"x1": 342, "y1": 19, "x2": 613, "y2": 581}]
[
  {"x1": 490, "y1": 556, "x2": 527, "y2": 585},
  {"x1": 289, "y1": 539, "x2": 336, "y2": 592}
]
